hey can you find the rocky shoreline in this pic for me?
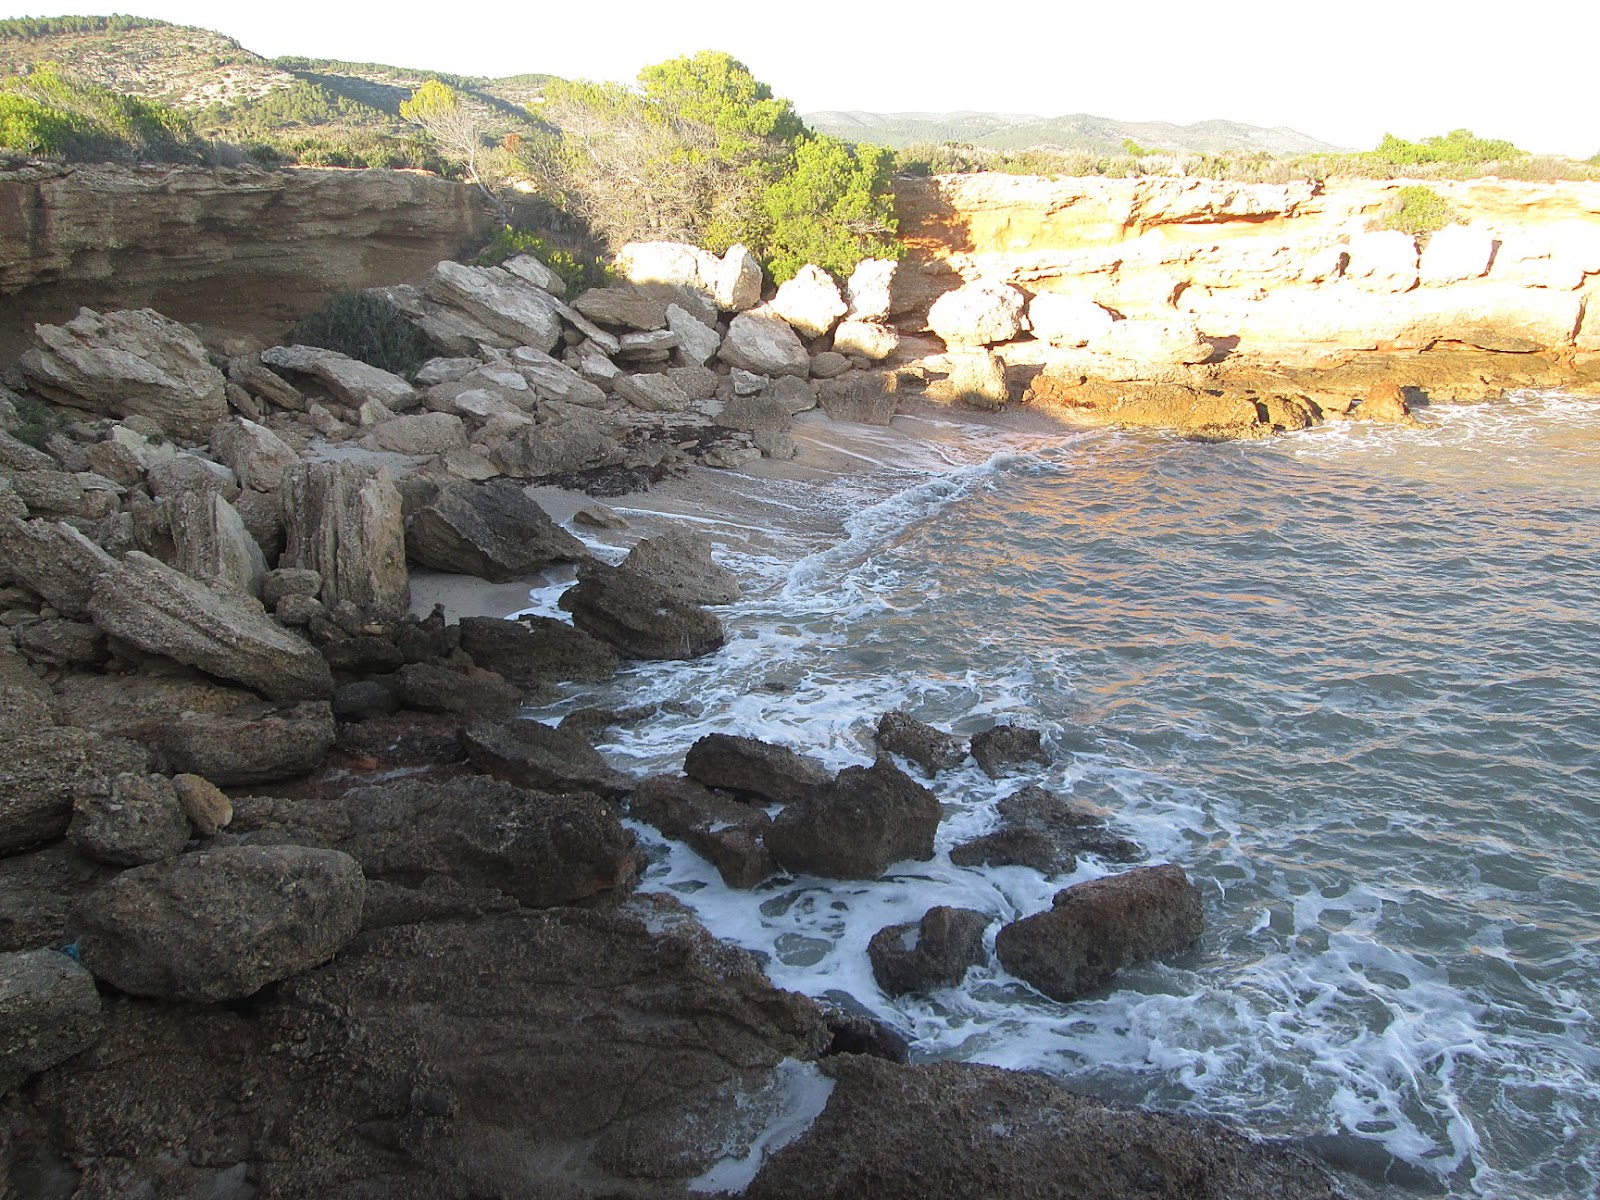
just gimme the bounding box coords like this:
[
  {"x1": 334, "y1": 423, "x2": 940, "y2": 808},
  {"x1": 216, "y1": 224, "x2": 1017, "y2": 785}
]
[{"x1": 0, "y1": 220, "x2": 1402, "y2": 1196}]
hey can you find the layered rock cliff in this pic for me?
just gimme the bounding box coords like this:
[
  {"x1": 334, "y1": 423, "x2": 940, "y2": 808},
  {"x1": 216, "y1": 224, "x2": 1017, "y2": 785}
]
[{"x1": 0, "y1": 162, "x2": 494, "y2": 355}]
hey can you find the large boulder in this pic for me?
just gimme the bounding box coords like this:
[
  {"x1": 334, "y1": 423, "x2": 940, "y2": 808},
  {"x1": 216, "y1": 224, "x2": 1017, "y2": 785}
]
[
  {"x1": 210, "y1": 417, "x2": 298, "y2": 492},
  {"x1": 164, "y1": 701, "x2": 338, "y2": 786},
  {"x1": 90, "y1": 552, "x2": 334, "y2": 701},
  {"x1": 846, "y1": 258, "x2": 897, "y2": 321},
  {"x1": 457, "y1": 614, "x2": 618, "y2": 686},
  {"x1": 170, "y1": 491, "x2": 267, "y2": 598},
  {"x1": 1028, "y1": 294, "x2": 1116, "y2": 347},
  {"x1": 20, "y1": 308, "x2": 227, "y2": 440},
  {"x1": 927, "y1": 282, "x2": 1026, "y2": 347},
  {"x1": 994, "y1": 863, "x2": 1204, "y2": 1002},
  {"x1": 501, "y1": 252, "x2": 567, "y2": 296},
  {"x1": 365, "y1": 411, "x2": 467, "y2": 455},
  {"x1": 560, "y1": 559, "x2": 725, "y2": 660},
  {"x1": 875, "y1": 710, "x2": 967, "y2": 777},
  {"x1": 229, "y1": 774, "x2": 638, "y2": 908},
  {"x1": 0, "y1": 949, "x2": 103, "y2": 1096},
  {"x1": 1090, "y1": 317, "x2": 1216, "y2": 368},
  {"x1": 488, "y1": 414, "x2": 623, "y2": 478},
  {"x1": 683, "y1": 734, "x2": 831, "y2": 806},
  {"x1": 616, "y1": 241, "x2": 721, "y2": 295},
  {"x1": 1, "y1": 729, "x2": 148, "y2": 856},
  {"x1": 573, "y1": 286, "x2": 669, "y2": 331},
  {"x1": 925, "y1": 349, "x2": 1009, "y2": 410},
  {"x1": 395, "y1": 662, "x2": 524, "y2": 719},
  {"x1": 745, "y1": 1056, "x2": 1342, "y2": 1200},
  {"x1": 0, "y1": 516, "x2": 116, "y2": 618},
  {"x1": 620, "y1": 527, "x2": 742, "y2": 606},
  {"x1": 868, "y1": 906, "x2": 991, "y2": 995},
  {"x1": 1344, "y1": 229, "x2": 1420, "y2": 293},
  {"x1": 629, "y1": 774, "x2": 775, "y2": 889},
  {"x1": 766, "y1": 756, "x2": 941, "y2": 879},
  {"x1": 464, "y1": 718, "x2": 628, "y2": 797},
  {"x1": 665, "y1": 302, "x2": 722, "y2": 366},
  {"x1": 280, "y1": 461, "x2": 409, "y2": 620},
  {"x1": 832, "y1": 319, "x2": 899, "y2": 361},
  {"x1": 614, "y1": 371, "x2": 693, "y2": 413},
  {"x1": 719, "y1": 312, "x2": 811, "y2": 378},
  {"x1": 69, "y1": 845, "x2": 365, "y2": 1002},
  {"x1": 67, "y1": 772, "x2": 191, "y2": 868},
  {"x1": 259, "y1": 344, "x2": 419, "y2": 412},
  {"x1": 1420, "y1": 224, "x2": 1495, "y2": 285},
  {"x1": 770, "y1": 266, "x2": 848, "y2": 339},
  {"x1": 508, "y1": 346, "x2": 608, "y2": 406},
  {"x1": 425, "y1": 260, "x2": 564, "y2": 353},
  {"x1": 717, "y1": 244, "x2": 765, "y2": 311},
  {"x1": 407, "y1": 479, "x2": 587, "y2": 582}
]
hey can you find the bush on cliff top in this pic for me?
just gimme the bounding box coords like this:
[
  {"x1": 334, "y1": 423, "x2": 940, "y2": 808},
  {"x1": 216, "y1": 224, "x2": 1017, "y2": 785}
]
[
  {"x1": 0, "y1": 61, "x2": 199, "y2": 161},
  {"x1": 290, "y1": 291, "x2": 430, "y2": 379},
  {"x1": 1378, "y1": 185, "x2": 1457, "y2": 238}
]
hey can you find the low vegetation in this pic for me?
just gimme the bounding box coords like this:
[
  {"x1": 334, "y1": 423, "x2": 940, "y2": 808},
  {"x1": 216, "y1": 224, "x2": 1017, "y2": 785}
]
[
  {"x1": 289, "y1": 291, "x2": 431, "y2": 378},
  {"x1": 1377, "y1": 185, "x2": 1458, "y2": 239},
  {"x1": 0, "y1": 61, "x2": 198, "y2": 161},
  {"x1": 473, "y1": 227, "x2": 611, "y2": 291}
]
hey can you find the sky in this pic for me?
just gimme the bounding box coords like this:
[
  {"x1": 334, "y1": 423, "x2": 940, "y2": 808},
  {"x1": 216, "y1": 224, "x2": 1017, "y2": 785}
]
[{"x1": 3, "y1": 0, "x2": 1596, "y2": 156}]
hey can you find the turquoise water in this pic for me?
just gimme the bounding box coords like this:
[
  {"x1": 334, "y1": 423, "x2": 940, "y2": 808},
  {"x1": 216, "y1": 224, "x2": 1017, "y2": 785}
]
[{"x1": 543, "y1": 393, "x2": 1600, "y2": 1198}]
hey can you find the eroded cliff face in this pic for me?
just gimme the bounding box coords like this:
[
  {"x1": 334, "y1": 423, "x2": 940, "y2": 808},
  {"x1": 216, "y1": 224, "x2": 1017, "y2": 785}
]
[{"x1": 0, "y1": 162, "x2": 495, "y2": 355}]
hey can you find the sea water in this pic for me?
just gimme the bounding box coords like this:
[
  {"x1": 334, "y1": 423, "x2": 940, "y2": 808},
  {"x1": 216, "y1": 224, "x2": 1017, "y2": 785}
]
[{"x1": 531, "y1": 393, "x2": 1600, "y2": 1199}]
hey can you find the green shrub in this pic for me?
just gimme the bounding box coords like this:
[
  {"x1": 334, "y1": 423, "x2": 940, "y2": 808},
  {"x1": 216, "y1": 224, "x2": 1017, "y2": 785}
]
[
  {"x1": 760, "y1": 134, "x2": 900, "y2": 282},
  {"x1": 290, "y1": 292, "x2": 430, "y2": 378},
  {"x1": 8, "y1": 394, "x2": 67, "y2": 450},
  {"x1": 473, "y1": 227, "x2": 612, "y2": 291},
  {"x1": 1366, "y1": 128, "x2": 1525, "y2": 167},
  {"x1": 1379, "y1": 185, "x2": 1457, "y2": 238},
  {"x1": 0, "y1": 62, "x2": 199, "y2": 161}
]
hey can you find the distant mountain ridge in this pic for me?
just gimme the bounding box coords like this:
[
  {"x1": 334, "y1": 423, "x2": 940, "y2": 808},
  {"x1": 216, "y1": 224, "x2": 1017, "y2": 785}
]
[{"x1": 805, "y1": 109, "x2": 1343, "y2": 156}]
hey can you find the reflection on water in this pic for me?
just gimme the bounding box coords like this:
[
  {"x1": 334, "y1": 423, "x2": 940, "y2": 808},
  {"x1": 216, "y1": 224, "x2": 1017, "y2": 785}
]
[{"x1": 543, "y1": 393, "x2": 1600, "y2": 1200}]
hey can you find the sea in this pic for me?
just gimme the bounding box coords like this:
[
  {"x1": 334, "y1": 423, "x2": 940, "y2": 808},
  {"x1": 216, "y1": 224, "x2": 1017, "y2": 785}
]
[{"x1": 524, "y1": 391, "x2": 1600, "y2": 1199}]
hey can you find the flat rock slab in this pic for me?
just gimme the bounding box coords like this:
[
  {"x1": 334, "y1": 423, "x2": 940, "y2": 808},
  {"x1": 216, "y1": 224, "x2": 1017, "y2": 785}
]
[
  {"x1": 69, "y1": 845, "x2": 365, "y2": 1003},
  {"x1": 457, "y1": 614, "x2": 618, "y2": 687},
  {"x1": 164, "y1": 701, "x2": 338, "y2": 786},
  {"x1": 994, "y1": 863, "x2": 1203, "y2": 1002},
  {"x1": 463, "y1": 718, "x2": 628, "y2": 798},
  {"x1": 746, "y1": 1056, "x2": 1341, "y2": 1200},
  {"x1": 260, "y1": 344, "x2": 418, "y2": 412},
  {"x1": 407, "y1": 479, "x2": 588, "y2": 583},
  {"x1": 89, "y1": 551, "x2": 334, "y2": 702},
  {"x1": 683, "y1": 733, "x2": 831, "y2": 806},
  {"x1": 560, "y1": 560, "x2": 725, "y2": 661}
]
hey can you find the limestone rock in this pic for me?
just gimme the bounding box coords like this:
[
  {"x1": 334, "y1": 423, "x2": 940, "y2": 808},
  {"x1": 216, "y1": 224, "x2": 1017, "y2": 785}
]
[
  {"x1": 280, "y1": 461, "x2": 409, "y2": 619},
  {"x1": 1420, "y1": 224, "x2": 1495, "y2": 286},
  {"x1": 457, "y1": 613, "x2": 618, "y2": 686},
  {"x1": 208, "y1": 417, "x2": 298, "y2": 492},
  {"x1": 846, "y1": 258, "x2": 897, "y2": 321},
  {"x1": 20, "y1": 308, "x2": 227, "y2": 440},
  {"x1": 868, "y1": 906, "x2": 991, "y2": 995},
  {"x1": 876, "y1": 710, "x2": 967, "y2": 777},
  {"x1": 0, "y1": 949, "x2": 103, "y2": 1096},
  {"x1": 406, "y1": 479, "x2": 587, "y2": 581},
  {"x1": 172, "y1": 773, "x2": 232, "y2": 836},
  {"x1": 771, "y1": 265, "x2": 848, "y2": 339},
  {"x1": 617, "y1": 241, "x2": 721, "y2": 296},
  {"x1": 1, "y1": 728, "x2": 149, "y2": 856},
  {"x1": 629, "y1": 774, "x2": 775, "y2": 889},
  {"x1": 925, "y1": 349, "x2": 1009, "y2": 409},
  {"x1": 616, "y1": 329, "x2": 679, "y2": 361},
  {"x1": 69, "y1": 845, "x2": 365, "y2": 1003},
  {"x1": 1091, "y1": 317, "x2": 1215, "y2": 368},
  {"x1": 13, "y1": 619, "x2": 106, "y2": 669},
  {"x1": 68, "y1": 772, "x2": 191, "y2": 867},
  {"x1": 395, "y1": 662, "x2": 523, "y2": 718},
  {"x1": 994, "y1": 864, "x2": 1203, "y2": 1002},
  {"x1": 717, "y1": 243, "x2": 765, "y2": 311},
  {"x1": 615, "y1": 372, "x2": 693, "y2": 413},
  {"x1": 0, "y1": 645, "x2": 53, "y2": 738},
  {"x1": 1345, "y1": 230, "x2": 1420, "y2": 293},
  {"x1": 809, "y1": 351, "x2": 850, "y2": 379},
  {"x1": 560, "y1": 559, "x2": 725, "y2": 660},
  {"x1": 767, "y1": 756, "x2": 942, "y2": 880},
  {"x1": 1357, "y1": 381, "x2": 1421, "y2": 425},
  {"x1": 717, "y1": 393, "x2": 793, "y2": 433},
  {"x1": 928, "y1": 282, "x2": 1026, "y2": 347},
  {"x1": 0, "y1": 516, "x2": 117, "y2": 618},
  {"x1": 719, "y1": 312, "x2": 811, "y2": 378},
  {"x1": 259, "y1": 344, "x2": 418, "y2": 411},
  {"x1": 90, "y1": 552, "x2": 333, "y2": 700},
  {"x1": 669, "y1": 364, "x2": 720, "y2": 401},
  {"x1": 0, "y1": 845, "x2": 116, "y2": 953},
  {"x1": 832, "y1": 319, "x2": 900, "y2": 361},
  {"x1": 1028, "y1": 294, "x2": 1116, "y2": 347},
  {"x1": 666, "y1": 303, "x2": 722, "y2": 366},
  {"x1": 573, "y1": 286, "x2": 668, "y2": 331},
  {"x1": 501, "y1": 252, "x2": 567, "y2": 296},
  {"x1": 818, "y1": 375, "x2": 898, "y2": 425},
  {"x1": 426, "y1": 260, "x2": 564, "y2": 352},
  {"x1": 229, "y1": 774, "x2": 637, "y2": 908},
  {"x1": 415, "y1": 356, "x2": 482, "y2": 386},
  {"x1": 508, "y1": 346, "x2": 608, "y2": 406},
  {"x1": 488, "y1": 415, "x2": 622, "y2": 478},
  {"x1": 165, "y1": 701, "x2": 337, "y2": 786},
  {"x1": 771, "y1": 375, "x2": 818, "y2": 414},
  {"x1": 463, "y1": 718, "x2": 628, "y2": 797},
  {"x1": 683, "y1": 734, "x2": 832, "y2": 806},
  {"x1": 620, "y1": 527, "x2": 742, "y2": 605},
  {"x1": 365, "y1": 411, "x2": 468, "y2": 455},
  {"x1": 170, "y1": 491, "x2": 267, "y2": 597},
  {"x1": 227, "y1": 357, "x2": 306, "y2": 412}
]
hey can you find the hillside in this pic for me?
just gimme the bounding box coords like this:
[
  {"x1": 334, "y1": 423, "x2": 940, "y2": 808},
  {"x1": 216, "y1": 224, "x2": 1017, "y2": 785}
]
[{"x1": 805, "y1": 109, "x2": 1342, "y2": 156}]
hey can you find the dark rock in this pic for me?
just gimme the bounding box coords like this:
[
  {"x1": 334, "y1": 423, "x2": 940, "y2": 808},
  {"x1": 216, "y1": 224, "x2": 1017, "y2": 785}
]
[
  {"x1": 171, "y1": 773, "x2": 232, "y2": 837},
  {"x1": 333, "y1": 710, "x2": 467, "y2": 768},
  {"x1": 0, "y1": 844, "x2": 117, "y2": 952},
  {"x1": 229, "y1": 774, "x2": 637, "y2": 908},
  {"x1": 994, "y1": 864, "x2": 1204, "y2": 1002},
  {"x1": 358, "y1": 875, "x2": 520, "y2": 931},
  {"x1": 817, "y1": 376, "x2": 898, "y2": 425},
  {"x1": 746, "y1": 1056, "x2": 1342, "y2": 1200},
  {"x1": 13, "y1": 619, "x2": 107, "y2": 668},
  {"x1": 395, "y1": 604, "x2": 459, "y2": 663},
  {"x1": 69, "y1": 845, "x2": 366, "y2": 1002},
  {"x1": 557, "y1": 703, "x2": 656, "y2": 739},
  {"x1": 457, "y1": 614, "x2": 618, "y2": 687},
  {"x1": 868, "y1": 906, "x2": 991, "y2": 995},
  {"x1": 0, "y1": 949, "x2": 103, "y2": 1096},
  {"x1": 682, "y1": 733, "x2": 832, "y2": 806},
  {"x1": 164, "y1": 701, "x2": 337, "y2": 786},
  {"x1": 1, "y1": 729, "x2": 149, "y2": 857},
  {"x1": 950, "y1": 824, "x2": 1075, "y2": 873},
  {"x1": 0, "y1": 644, "x2": 53, "y2": 738},
  {"x1": 67, "y1": 772, "x2": 191, "y2": 867},
  {"x1": 629, "y1": 774, "x2": 775, "y2": 888},
  {"x1": 969, "y1": 723, "x2": 1049, "y2": 778},
  {"x1": 89, "y1": 551, "x2": 334, "y2": 702},
  {"x1": 875, "y1": 709, "x2": 967, "y2": 776},
  {"x1": 407, "y1": 479, "x2": 587, "y2": 582},
  {"x1": 332, "y1": 679, "x2": 401, "y2": 722},
  {"x1": 396, "y1": 662, "x2": 523, "y2": 718},
  {"x1": 952, "y1": 785, "x2": 1139, "y2": 872},
  {"x1": 821, "y1": 1007, "x2": 911, "y2": 1063},
  {"x1": 619, "y1": 527, "x2": 742, "y2": 606},
  {"x1": 50, "y1": 669, "x2": 255, "y2": 747},
  {"x1": 320, "y1": 634, "x2": 407, "y2": 675},
  {"x1": 463, "y1": 718, "x2": 628, "y2": 798},
  {"x1": 766, "y1": 756, "x2": 941, "y2": 880},
  {"x1": 259, "y1": 567, "x2": 321, "y2": 608},
  {"x1": 560, "y1": 559, "x2": 725, "y2": 660}
]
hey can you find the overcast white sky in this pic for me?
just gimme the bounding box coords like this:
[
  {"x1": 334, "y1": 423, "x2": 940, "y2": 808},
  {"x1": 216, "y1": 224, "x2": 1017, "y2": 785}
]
[{"x1": 4, "y1": 0, "x2": 1595, "y2": 156}]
